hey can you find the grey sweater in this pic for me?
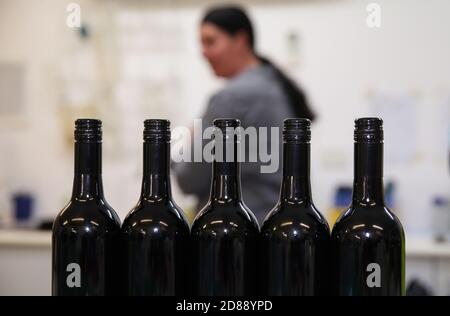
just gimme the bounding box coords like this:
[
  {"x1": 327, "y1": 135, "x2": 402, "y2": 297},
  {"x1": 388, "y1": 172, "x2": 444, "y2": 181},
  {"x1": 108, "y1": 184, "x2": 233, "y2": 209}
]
[{"x1": 173, "y1": 64, "x2": 296, "y2": 225}]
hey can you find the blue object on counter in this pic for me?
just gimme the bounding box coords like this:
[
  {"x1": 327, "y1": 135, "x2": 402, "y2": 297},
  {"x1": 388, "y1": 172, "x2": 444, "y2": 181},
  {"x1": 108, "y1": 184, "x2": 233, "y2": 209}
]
[
  {"x1": 12, "y1": 193, "x2": 34, "y2": 222},
  {"x1": 433, "y1": 196, "x2": 449, "y2": 207}
]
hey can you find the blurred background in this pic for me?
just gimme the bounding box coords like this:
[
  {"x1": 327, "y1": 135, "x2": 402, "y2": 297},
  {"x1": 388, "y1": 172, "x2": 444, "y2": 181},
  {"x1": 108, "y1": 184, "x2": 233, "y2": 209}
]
[{"x1": 0, "y1": 0, "x2": 449, "y2": 295}]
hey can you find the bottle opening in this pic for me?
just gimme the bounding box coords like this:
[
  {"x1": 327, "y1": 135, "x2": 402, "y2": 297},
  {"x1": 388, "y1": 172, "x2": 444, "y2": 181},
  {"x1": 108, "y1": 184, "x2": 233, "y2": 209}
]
[
  {"x1": 213, "y1": 118, "x2": 241, "y2": 129},
  {"x1": 354, "y1": 117, "x2": 384, "y2": 143},
  {"x1": 283, "y1": 118, "x2": 311, "y2": 143},
  {"x1": 144, "y1": 119, "x2": 171, "y2": 142},
  {"x1": 213, "y1": 118, "x2": 241, "y2": 143},
  {"x1": 74, "y1": 119, "x2": 102, "y2": 142}
]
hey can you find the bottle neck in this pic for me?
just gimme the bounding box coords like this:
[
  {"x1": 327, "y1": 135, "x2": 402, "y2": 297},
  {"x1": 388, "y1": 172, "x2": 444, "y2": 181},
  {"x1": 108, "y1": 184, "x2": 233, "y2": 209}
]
[
  {"x1": 280, "y1": 142, "x2": 312, "y2": 204},
  {"x1": 210, "y1": 139, "x2": 242, "y2": 203},
  {"x1": 72, "y1": 142, "x2": 104, "y2": 200},
  {"x1": 141, "y1": 141, "x2": 171, "y2": 202},
  {"x1": 353, "y1": 142, "x2": 385, "y2": 206}
]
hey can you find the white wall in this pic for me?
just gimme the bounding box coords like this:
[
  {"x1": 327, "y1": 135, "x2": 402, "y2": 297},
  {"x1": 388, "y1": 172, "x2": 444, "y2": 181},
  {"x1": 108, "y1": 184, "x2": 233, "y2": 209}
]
[{"x1": 0, "y1": 0, "x2": 449, "y2": 237}]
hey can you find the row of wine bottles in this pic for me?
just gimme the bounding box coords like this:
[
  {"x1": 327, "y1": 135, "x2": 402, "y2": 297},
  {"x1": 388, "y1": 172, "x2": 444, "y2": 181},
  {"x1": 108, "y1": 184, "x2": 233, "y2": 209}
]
[{"x1": 52, "y1": 117, "x2": 405, "y2": 296}]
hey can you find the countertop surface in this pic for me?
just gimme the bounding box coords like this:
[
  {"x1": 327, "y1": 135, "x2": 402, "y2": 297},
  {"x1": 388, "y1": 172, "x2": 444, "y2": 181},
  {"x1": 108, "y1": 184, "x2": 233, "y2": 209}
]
[
  {"x1": 0, "y1": 230, "x2": 450, "y2": 257},
  {"x1": 406, "y1": 237, "x2": 450, "y2": 258},
  {"x1": 0, "y1": 230, "x2": 51, "y2": 247}
]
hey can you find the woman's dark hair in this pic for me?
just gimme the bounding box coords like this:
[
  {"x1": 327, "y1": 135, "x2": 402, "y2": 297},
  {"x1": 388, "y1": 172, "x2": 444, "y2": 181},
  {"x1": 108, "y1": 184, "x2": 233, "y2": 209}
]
[{"x1": 202, "y1": 6, "x2": 316, "y2": 121}]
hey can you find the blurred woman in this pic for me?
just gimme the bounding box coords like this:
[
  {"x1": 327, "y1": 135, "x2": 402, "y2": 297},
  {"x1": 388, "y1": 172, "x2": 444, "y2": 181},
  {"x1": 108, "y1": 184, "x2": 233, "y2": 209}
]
[{"x1": 174, "y1": 6, "x2": 316, "y2": 224}]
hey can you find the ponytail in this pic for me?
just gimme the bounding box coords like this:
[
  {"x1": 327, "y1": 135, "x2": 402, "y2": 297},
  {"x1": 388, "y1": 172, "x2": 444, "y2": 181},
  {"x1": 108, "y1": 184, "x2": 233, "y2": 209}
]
[{"x1": 259, "y1": 56, "x2": 316, "y2": 121}]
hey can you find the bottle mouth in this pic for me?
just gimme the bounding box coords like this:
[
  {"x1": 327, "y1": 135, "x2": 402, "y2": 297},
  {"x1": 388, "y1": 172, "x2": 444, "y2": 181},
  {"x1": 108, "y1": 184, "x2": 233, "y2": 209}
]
[
  {"x1": 75, "y1": 119, "x2": 102, "y2": 142},
  {"x1": 212, "y1": 118, "x2": 241, "y2": 142},
  {"x1": 213, "y1": 118, "x2": 241, "y2": 129},
  {"x1": 283, "y1": 118, "x2": 311, "y2": 143},
  {"x1": 354, "y1": 117, "x2": 384, "y2": 143},
  {"x1": 144, "y1": 119, "x2": 171, "y2": 142}
]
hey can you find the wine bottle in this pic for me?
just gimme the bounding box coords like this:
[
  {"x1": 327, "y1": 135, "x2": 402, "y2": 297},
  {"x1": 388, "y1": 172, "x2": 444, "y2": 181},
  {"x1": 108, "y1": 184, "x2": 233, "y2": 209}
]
[
  {"x1": 191, "y1": 118, "x2": 260, "y2": 296},
  {"x1": 52, "y1": 119, "x2": 121, "y2": 296},
  {"x1": 121, "y1": 119, "x2": 190, "y2": 296},
  {"x1": 331, "y1": 118, "x2": 405, "y2": 296},
  {"x1": 261, "y1": 118, "x2": 330, "y2": 296}
]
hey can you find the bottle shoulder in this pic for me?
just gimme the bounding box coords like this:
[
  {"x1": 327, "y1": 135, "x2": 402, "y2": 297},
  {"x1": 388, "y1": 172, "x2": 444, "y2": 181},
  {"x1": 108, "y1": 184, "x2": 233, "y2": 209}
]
[
  {"x1": 261, "y1": 202, "x2": 330, "y2": 238},
  {"x1": 53, "y1": 199, "x2": 121, "y2": 234},
  {"x1": 331, "y1": 205, "x2": 405, "y2": 240},
  {"x1": 191, "y1": 201, "x2": 259, "y2": 235},
  {"x1": 55, "y1": 199, "x2": 120, "y2": 224},
  {"x1": 122, "y1": 199, "x2": 190, "y2": 233}
]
